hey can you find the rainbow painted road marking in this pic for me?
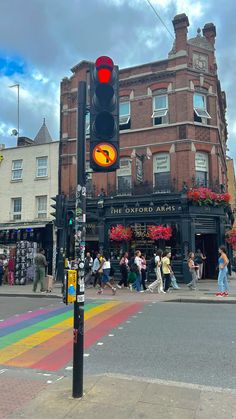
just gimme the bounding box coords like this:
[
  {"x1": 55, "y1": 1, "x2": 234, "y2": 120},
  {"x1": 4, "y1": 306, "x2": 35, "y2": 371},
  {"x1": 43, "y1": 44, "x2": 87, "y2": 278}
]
[{"x1": 0, "y1": 300, "x2": 143, "y2": 371}]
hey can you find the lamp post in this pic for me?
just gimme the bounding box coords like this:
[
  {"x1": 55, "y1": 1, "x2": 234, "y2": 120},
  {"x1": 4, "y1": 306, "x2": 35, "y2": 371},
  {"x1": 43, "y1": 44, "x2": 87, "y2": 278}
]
[{"x1": 9, "y1": 83, "x2": 20, "y2": 142}]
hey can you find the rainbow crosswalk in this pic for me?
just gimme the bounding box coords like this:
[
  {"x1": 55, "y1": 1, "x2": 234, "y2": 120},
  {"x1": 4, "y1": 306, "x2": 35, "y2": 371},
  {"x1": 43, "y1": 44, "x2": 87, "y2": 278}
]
[{"x1": 0, "y1": 300, "x2": 143, "y2": 371}]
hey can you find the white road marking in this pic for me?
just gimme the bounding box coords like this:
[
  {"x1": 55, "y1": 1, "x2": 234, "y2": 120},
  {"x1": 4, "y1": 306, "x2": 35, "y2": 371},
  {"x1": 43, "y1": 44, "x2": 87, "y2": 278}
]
[
  {"x1": 126, "y1": 320, "x2": 131, "y2": 323},
  {"x1": 55, "y1": 376, "x2": 64, "y2": 381},
  {"x1": 0, "y1": 319, "x2": 4, "y2": 322},
  {"x1": 15, "y1": 314, "x2": 19, "y2": 317},
  {"x1": 118, "y1": 327, "x2": 123, "y2": 330},
  {"x1": 108, "y1": 334, "x2": 114, "y2": 337},
  {"x1": 65, "y1": 366, "x2": 73, "y2": 371},
  {"x1": 43, "y1": 373, "x2": 51, "y2": 376},
  {"x1": 0, "y1": 369, "x2": 8, "y2": 374},
  {"x1": 97, "y1": 342, "x2": 104, "y2": 346},
  {"x1": 132, "y1": 315, "x2": 137, "y2": 318},
  {"x1": 84, "y1": 353, "x2": 90, "y2": 357},
  {"x1": 47, "y1": 380, "x2": 53, "y2": 384},
  {"x1": 138, "y1": 311, "x2": 143, "y2": 314},
  {"x1": 28, "y1": 310, "x2": 32, "y2": 313}
]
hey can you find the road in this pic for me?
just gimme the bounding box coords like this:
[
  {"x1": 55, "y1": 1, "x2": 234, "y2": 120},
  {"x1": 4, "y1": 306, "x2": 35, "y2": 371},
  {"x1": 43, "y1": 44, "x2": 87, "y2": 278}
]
[{"x1": 1, "y1": 296, "x2": 236, "y2": 389}]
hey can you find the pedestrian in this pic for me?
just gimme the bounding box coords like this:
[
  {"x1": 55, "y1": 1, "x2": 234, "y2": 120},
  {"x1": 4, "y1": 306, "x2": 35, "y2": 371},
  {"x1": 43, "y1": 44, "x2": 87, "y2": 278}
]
[
  {"x1": 187, "y1": 252, "x2": 198, "y2": 290},
  {"x1": 132, "y1": 250, "x2": 142, "y2": 292},
  {"x1": 128, "y1": 264, "x2": 137, "y2": 291},
  {"x1": 195, "y1": 249, "x2": 206, "y2": 279},
  {"x1": 97, "y1": 251, "x2": 116, "y2": 295},
  {"x1": 84, "y1": 251, "x2": 93, "y2": 287},
  {"x1": 0, "y1": 256, "x2": 3, "y2": 286},
  {"x1": 8, "y1": 256, "x2": 15, "y2": 286},
  {"x1": 162, "y1": 250, "x2": 172, "y2": 292},
  {"x1": 141, "y1": 254, "x2": 147, "y2": 291},
  {"x1": 92, "y1": 252, "x2": 102, "y2": 288},
  {"x1": 117, "y1": 252, "x2": 129, "y2": 289},
  {"x1": 33, "y1": 248, "x2": 47, "y2": 292},
  {"x1": 147, "y1": 249, "x2": 165, "y2": 293},
  {"x1": 2, "y1": 255, "x2": 8, "y2": 284},
  {"x1": 215, "y1": 245, "x2": 229, "y2": 297}
]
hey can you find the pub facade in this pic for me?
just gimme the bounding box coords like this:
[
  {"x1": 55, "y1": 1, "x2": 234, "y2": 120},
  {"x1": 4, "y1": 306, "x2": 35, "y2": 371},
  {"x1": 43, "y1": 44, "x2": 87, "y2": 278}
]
[{"x1": 59, "y1": 13, "x2": 233, "y2": 281}]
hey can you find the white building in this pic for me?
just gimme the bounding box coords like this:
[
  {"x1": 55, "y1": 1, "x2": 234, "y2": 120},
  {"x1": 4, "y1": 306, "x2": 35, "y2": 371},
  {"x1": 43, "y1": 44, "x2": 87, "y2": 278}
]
[{"x1": 0, "y1": 120, "x2": 59, "y2": 275}]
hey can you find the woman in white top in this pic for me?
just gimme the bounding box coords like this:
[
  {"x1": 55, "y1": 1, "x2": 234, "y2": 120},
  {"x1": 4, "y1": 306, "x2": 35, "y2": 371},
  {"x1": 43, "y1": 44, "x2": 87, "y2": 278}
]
[
  {"x1": 147, "y1": 249, "x2": 165, "y2": 293},
  {"x1": 132, "y1": 250, "x2": 142, "y2": 292},
  {"x1": 97, "y1": 251, "x2": 116, "y2": 295}
]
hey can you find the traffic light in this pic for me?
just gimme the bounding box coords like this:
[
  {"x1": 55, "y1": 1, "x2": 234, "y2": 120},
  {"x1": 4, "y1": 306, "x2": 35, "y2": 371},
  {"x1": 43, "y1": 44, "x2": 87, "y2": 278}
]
[
  {"x1": 90, "y1": 56, "x2": 119, "y2": 172},
  {"x1": 50, "y1": 195, "x2": 64, "y2": 228},
  {"x1": 66, "y1": 210, "x2": 75, "y2": 227}
]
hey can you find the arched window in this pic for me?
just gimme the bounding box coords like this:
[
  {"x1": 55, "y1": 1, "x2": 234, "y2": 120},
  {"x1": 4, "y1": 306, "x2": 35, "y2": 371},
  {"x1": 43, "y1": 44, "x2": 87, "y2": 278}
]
[
  {"x1": 195, "y1": 152, "x2": 209, "y2": 187},
  {"x1": 153, "y1": 153, "x2": 170, "y2": 192},
  {"x1": 117, "y1": 158, "x2": 132, "y2": 195}
]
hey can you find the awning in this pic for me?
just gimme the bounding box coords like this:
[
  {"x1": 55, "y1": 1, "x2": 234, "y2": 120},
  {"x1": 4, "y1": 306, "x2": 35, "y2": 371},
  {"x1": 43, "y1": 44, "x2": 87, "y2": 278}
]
[{"x1": 0, "y1": 222, "x2": 49, "y2": 231}]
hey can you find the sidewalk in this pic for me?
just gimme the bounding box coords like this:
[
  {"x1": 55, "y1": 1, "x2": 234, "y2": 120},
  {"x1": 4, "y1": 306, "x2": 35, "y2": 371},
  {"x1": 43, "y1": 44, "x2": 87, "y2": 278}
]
[
  {"x1": 1, "y1": 277, "x2": 236, "y2": 303},
  {"x1": 6, "y1": 373, "x2": 236, "y2": 419}
]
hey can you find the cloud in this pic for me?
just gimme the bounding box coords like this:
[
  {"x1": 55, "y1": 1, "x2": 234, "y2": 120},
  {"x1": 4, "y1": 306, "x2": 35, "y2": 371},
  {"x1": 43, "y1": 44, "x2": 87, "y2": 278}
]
[{"x1": 0, "y1": 0, "x2": 235, "y2": 164}]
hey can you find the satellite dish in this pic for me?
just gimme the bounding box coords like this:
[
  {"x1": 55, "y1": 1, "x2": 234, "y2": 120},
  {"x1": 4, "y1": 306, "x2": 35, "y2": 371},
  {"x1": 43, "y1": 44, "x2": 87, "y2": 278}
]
[{"x1": 11, "y1": 129, "x2": 18, "y2": 136}]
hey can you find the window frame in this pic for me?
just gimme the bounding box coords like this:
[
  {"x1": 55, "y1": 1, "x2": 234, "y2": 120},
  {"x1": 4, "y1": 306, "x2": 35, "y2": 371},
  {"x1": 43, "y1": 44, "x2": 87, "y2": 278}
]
[
  {"x1": 195, "y1": 152, "x2": 209, "y2": 187},
  {"x1": 36, "y1": 156, "x2": 48, "y2": 178},
  {"x1": 116, "y1": 158, "x2": 132, "y2": 194},
  {"x1": 153, "y1": 152, "x2": 171, "y2": 192},
  {"x1": 12, "y1": 197, "x2": 22, "y2": 220},
  {"x1": 193, "y1": 93, "x2": 211, "y2": 122},
  {"x1": 12, "y1": 159, "x2": 23, "y2": 181},
  {"x1": 36, "y1": 195, "x2": 47, "y2": 219},
  {"x1": 119, "y1": 101, "x2": 131, "y2": 128},
  {"x1": 152, "y1": 93, "x2": 168, "y2": 125}
]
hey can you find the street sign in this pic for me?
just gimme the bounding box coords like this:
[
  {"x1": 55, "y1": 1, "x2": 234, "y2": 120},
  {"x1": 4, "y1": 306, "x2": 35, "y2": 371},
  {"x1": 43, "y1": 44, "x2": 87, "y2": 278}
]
[
  {"x1": 66, "y1": 269, "x2": 77, "y2": 304},
  {"x1": 92, "y1": 142, "x2": 118, "y2": 168}
]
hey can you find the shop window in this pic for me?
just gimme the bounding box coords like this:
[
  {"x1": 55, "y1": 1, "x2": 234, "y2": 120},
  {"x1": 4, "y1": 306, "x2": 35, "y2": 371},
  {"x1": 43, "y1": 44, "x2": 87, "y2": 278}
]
[
  {"x1": 152, "y1": 93, "x2": 168, "y2": 125},
  {"x1": 117, "y1": 158, "x2": 132, "y2": 194},
  {"x1": 12, "y1": 160, "x2": 23, "y2": 180},
  {"x1": 36, "y1": 196, "x2": 47, "y2": 219},
  {"x1": 195, "y1": 152, "x2": 209, "y2": 187},
  {"x1": 12, "y1": 197, "x2": 22, "y2": 220},
  {"x1": 153, "y1": 153, "x2": 171, "y2": 192},
  {"x1": 36, "y1": 156, "x2": 48, "y2": 177},
  {"x1": 119, "y1": 101, "x2": 130, "y2": 130},
  {"x1": 193, "y1": 93, "x2": 211, "y2": 124}
]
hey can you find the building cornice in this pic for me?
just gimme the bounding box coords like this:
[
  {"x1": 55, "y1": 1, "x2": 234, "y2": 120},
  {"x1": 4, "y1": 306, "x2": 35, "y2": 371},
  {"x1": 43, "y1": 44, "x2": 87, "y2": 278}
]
[{"x1": 119, "y1": 71, "x2": 175, "y2": 88}]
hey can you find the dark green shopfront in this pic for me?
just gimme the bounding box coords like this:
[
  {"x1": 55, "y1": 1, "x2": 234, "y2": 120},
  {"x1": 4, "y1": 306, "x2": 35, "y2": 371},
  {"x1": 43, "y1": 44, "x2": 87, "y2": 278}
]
[{"x1": 85, "y1": 192, "x2": 233, "y2": 282}]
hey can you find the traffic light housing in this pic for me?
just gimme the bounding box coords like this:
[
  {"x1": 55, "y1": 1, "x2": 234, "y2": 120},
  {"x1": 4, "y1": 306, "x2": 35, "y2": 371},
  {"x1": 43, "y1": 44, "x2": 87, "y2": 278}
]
[
  {"x1": 90, "y1": 56, "x2": 119, "y2": 172},
  {"x1": 66, "y1": 210, "x2": 75, "y2": 227},
  {"x1": 50, "y1": 195, "x2": 65, "y2": 228}
]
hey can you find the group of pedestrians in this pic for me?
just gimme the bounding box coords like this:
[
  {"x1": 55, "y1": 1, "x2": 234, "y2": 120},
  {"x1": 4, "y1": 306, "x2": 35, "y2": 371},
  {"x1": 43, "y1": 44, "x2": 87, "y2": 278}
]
[{"x1": 0, "y1": 255, "x2": 15, "y2": 286}]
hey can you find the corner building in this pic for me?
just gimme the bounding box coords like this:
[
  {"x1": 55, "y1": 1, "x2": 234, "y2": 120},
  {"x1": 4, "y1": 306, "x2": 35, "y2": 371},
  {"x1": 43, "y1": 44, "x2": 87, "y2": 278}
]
[{"x1": 59, "y1": 14, "x2": 233, "y2": 281}]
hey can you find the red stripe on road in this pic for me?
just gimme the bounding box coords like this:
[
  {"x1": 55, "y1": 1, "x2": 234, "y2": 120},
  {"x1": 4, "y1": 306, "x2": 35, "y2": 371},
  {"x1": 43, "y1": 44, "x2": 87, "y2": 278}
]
[{"x1": 31, "y1": 302, "x2": 143, "y2": 371}]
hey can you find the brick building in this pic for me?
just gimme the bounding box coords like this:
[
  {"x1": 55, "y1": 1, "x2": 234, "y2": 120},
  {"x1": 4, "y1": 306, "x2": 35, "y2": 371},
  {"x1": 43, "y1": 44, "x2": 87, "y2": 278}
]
[{"x1": 59, "y1": 13, "x2": 233, "y2": 281}]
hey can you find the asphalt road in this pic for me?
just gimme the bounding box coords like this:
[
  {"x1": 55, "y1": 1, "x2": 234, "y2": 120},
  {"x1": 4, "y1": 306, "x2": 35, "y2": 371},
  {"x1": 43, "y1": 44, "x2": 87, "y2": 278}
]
[{"x1": 1, "y1": 297, "x2": 236, "y2": 389}]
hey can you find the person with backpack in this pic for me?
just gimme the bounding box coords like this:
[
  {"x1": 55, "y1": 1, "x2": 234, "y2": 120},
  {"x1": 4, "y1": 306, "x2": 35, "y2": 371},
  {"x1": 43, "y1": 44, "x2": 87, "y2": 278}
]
[
  {"x1": 194, "y1": 249, "x2": 206, "y2": 279},
  {"x1": 84, "y1": 252, "x2": 93, "y2": 287},
  {"x1": 147, "y1": 249, "x2": 165, "y2": 293},
  {"x1": 117, "y1": 252, "x2": 129, "y2": 289}
]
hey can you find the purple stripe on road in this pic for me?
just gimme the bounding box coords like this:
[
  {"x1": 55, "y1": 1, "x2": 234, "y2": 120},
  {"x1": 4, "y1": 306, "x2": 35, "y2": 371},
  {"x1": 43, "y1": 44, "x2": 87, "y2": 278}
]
[{"x1": 0, "y1": 306, "x2": 62, "y2": 329}]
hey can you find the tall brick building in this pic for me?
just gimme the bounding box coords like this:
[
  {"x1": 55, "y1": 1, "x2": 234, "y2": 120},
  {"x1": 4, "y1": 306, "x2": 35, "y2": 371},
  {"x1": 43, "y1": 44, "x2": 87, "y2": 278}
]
[{"x1": 59, "y1": 13, "x2": 233, "y2": 281}]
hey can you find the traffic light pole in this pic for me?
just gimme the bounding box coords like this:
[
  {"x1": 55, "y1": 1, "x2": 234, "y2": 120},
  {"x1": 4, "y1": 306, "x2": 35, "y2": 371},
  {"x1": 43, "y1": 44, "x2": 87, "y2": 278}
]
[{"x1": 73, "y1": 81, "x2": 86, "y2": 398}]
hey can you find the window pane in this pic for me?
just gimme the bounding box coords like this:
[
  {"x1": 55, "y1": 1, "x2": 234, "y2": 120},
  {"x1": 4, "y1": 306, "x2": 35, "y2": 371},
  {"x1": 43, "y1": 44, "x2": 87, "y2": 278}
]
[
  {"x1": 12, "y1": 160, "x2": 22, "y2": 169},
  {"x1": 196, "y1": 171, "x2": 208, "y2": 187},
  {"x1": 37, "y1": 168, "x2": 47, "y2": 177},
  {"x1": 118, "y1": 176, "x2": 132, "y2": 193},
  {"x1": 194, "y1": 94, "x2": 205, "y2": 110},
  {"x1": 153, "y1": 153, "x2": 170, "y2": 173},
  {"x1": 154, "y1": 95, "x2": 167, "y2": 110},
  {"x1": 38, "y1": 196, "x2": 47, "y2": 211},
  {"x1": 120, "y1": 102, "x2": 130, "y2": 116},
  {"x1": 154, "y1": 172, "x2": 171, "y2": 191},
  {"x1": 37, "y1": 157, "x2": 47, "y2": 167},
  {"x1": 12, "y1": 169, "x2": 22, "y2": 180},
  {"x1": 13, "y1": 198, "x2": 21, "y2": 212}
]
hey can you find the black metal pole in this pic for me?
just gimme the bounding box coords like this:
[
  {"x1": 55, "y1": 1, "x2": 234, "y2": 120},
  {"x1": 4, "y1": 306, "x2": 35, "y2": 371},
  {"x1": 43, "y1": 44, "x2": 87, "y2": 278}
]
[{"x1": 73, "y1": 81, "x2": 86, "y2": 398}]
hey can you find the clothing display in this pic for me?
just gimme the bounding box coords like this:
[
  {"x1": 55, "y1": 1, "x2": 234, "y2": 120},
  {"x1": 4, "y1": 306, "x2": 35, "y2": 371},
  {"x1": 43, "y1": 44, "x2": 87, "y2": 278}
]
[{"x1": 15, "y1": 241, "x2": 37, "y2": 285}]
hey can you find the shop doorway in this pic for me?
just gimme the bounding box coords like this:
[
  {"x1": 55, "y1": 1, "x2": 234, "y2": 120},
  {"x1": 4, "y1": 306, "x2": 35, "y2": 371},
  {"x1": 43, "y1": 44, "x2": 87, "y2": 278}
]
[{"x1": 195, "y1": 234, "x2": 218, "y2": 279}]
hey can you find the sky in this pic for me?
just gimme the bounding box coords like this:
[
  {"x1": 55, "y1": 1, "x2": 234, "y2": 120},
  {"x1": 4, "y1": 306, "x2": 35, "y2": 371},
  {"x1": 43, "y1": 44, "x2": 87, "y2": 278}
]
[{"x1": 0, "y1": 0, "x2": 236, "y2": 159}]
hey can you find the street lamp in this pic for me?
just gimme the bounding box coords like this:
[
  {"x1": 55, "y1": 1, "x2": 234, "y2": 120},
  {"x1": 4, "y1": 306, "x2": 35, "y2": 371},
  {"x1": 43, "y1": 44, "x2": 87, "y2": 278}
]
[{"x1": 9, "y1": 83, "x2": 20, "y2": 142}]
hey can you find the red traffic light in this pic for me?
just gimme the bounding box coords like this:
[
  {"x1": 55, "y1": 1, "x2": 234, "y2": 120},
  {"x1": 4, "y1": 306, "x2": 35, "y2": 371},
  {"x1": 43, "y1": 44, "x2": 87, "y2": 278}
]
[{"x1": 95, "y1": 56, "x2": 114, "y2": 84}]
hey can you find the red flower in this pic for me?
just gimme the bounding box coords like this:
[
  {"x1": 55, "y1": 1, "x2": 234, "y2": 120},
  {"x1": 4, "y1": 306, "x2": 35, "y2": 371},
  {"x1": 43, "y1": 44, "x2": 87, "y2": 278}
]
[
  {"x1": 226, "y1": 227, "x2": 236, "y2": 250},
  {"x1": 109, "y1": 224, "x2": 133, "y2": 241},
  {"x1": 147, "y1": 225, "x2": 172, "y2": 241},
  {"x1": 187, "y1": 187, "x2": 231, "y2": 205}
]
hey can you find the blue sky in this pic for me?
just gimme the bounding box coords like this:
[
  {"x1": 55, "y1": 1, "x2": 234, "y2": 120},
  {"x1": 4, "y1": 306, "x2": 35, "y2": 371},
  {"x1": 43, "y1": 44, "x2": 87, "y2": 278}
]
[{"x1": 0, "y1": 0, "x2": 236, "y2": 160}]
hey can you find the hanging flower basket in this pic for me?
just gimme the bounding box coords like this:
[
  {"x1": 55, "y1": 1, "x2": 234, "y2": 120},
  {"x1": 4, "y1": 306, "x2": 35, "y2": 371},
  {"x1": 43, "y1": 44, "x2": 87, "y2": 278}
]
[
  {"x1": 226, "y1": 227, "x2": 236, "y2": 250},
  {"x1": 109, "y1": 224, "x2": 133, "y2": 241},
  {"x1": 187, "y1": 187, "x2": 231, "y2": 206},
  {"x1": 147, "y1": 225, "x2": 172, "y2": 241}
]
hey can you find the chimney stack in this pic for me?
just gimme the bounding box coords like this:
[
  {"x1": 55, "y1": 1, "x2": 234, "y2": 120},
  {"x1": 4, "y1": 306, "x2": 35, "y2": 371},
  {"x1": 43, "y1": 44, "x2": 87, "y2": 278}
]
[
  {"x1": 172, "y1": 13, "x2": 189, "y2": 52},
  {"x1": 202, "y1": 23, "x2": 216, "y2": 46}
]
